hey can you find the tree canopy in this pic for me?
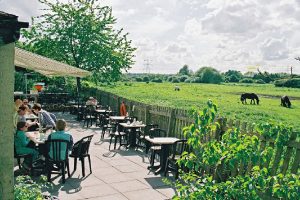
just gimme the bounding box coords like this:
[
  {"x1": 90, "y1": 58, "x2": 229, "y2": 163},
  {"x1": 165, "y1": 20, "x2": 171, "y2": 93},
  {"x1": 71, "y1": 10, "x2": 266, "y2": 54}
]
[
  {"x1": 178, "y1": 64, "x2": 192, "y2": 76},
  {"x1": 20, "y1": 0, "x2": 136, "y2": 83},
  {"x1": 195, "y1": 66, "x2": 223, "y2": 84}
]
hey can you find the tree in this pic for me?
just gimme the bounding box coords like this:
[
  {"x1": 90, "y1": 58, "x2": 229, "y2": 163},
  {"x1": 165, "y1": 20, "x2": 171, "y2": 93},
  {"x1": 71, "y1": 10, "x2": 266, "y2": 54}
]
[
  {"x1": 20, "y1": 0, "x2": 136, "y2": 83},
  {"x1": 195, "y1": 67, "x2": 223, "y2": 84},
  {"x1": 224, "y1": 70, "x2": 243, "y2": 82},
  {"x1": 178, "y1": 64, "x2": 192, "y2": 76}
]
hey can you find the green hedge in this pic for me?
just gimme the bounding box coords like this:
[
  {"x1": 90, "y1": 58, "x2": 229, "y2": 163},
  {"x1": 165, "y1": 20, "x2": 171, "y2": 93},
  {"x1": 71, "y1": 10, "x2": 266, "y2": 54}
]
[{"x1": 274, "y1": 78, "x2": 300, "y2": 88}]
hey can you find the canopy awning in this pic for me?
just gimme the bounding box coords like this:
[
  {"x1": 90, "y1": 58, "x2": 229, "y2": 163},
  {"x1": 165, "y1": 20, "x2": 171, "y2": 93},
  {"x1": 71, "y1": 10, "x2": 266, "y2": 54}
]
[{"x1": 15, "y1": 47, "x2": 91, "y2": 77}]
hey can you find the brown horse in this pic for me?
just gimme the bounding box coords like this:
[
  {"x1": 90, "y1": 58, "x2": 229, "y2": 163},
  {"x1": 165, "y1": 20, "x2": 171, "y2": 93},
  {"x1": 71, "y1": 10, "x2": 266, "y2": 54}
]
[{"x1": 240, "y1": 93, "x2": 259, "y2": 105}]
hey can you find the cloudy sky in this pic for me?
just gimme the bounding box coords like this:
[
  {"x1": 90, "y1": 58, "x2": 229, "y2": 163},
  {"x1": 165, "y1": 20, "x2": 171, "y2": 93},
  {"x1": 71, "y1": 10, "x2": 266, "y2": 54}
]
[{"x1": 2, "y1": 0, "x2": 300, "y2": 74}]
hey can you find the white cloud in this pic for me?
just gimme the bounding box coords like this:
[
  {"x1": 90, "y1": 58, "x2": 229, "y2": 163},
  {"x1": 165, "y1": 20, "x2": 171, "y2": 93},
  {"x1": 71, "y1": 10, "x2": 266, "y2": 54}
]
[
  {"x1": 261, "y1": 38, "x2": 289, "y2": 60},
  {"x1": 1, "y1": 0, "x2": 300, "y2": 74}
]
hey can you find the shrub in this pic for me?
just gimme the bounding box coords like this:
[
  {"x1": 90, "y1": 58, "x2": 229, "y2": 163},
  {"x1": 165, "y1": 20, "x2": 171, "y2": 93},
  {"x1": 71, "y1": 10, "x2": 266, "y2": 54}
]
[
  {"x1": 151, "y1": 78, "x2": 163, "y2": 83},
  {"x1": 143, "y1": 76, "x2": 150, "y2": 82},
  {"x1": 255, "y1": 79, "x2": 265, "y2": 84},
  {"x1": 167, "y1": 76, "x2": 174, "y2": 82},
  {"x1": 14, "y1": 175, "x2": 50, "y2": 200},
  {"x1": 184, "y1": 78, "x2": 193, "y2": 83},
  {"x1": 193, "y1": 77, "x2": 202, "y2": 83},
  {"x1": 179, "y1": 75, "x2": 189, "y2": 82},
  {"x1": 135, "y1": 77, "x2": 143, "y2": 82},
  {"x1": 239, "y1": 78, "x2": 254, "y2": 83},
  {"x1": 274, "y1": 78, "x2": 300, "y2": 88},
  {"x1": 172, "y1": 77, "x2": 180, "y2": 83}
]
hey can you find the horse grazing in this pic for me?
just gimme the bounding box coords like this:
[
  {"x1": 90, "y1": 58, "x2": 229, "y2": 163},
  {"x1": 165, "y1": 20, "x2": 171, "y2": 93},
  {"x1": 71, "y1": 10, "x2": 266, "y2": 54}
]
[
  {"x1": 281, "y1": 95, "x2": 291, "y2": 108},
  {"x1": 240, "y1": 93, "x2": 259, "y2": 105},
  {"x1": 174, "y1": 86, "x2": 180, "y2": 91}
]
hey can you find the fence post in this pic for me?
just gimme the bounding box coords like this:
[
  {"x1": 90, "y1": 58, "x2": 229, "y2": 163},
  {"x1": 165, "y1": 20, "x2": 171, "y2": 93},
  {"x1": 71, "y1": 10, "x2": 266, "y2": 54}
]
[
  {"x1": 145, "y1": 105, "x2": 150, "y2": 125},
  {"x1": 167, "y1": 108, "x2": 176, "y2": 137}
]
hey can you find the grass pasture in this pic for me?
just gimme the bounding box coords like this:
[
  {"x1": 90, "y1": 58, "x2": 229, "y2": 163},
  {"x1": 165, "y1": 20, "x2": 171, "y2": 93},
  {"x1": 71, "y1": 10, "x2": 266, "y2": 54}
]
[{"x1": 100, "y1": 82, "x2": 300, "y2": 131}]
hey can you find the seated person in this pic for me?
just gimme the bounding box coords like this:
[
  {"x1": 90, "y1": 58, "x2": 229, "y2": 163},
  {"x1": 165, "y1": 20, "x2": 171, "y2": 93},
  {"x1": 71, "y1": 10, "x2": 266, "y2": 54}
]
[
  {"x1": 47, "y1": 119, "x2": 73, "y2": 160},
  {"x1": 32, "y1": 103, "x2": 56, "y2": 128},
  {"x1": 22, "y1": 99, "x2": 31, "y2": 109},
  {"x1": 18, "y1": 105, "x2": 38, "y2": 127},
  {"x1": 86, "y1": 96, "x2": 98, "y2": 106},
  {"x1": 14, "y1": 122, "x2": 39, "y2": 170}
]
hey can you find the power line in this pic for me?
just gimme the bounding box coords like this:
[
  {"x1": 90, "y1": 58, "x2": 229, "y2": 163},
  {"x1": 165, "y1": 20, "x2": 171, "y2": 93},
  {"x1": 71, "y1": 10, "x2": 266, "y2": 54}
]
[{"x1": 144, "y1": 59, "x2": 151, "y2": 74}]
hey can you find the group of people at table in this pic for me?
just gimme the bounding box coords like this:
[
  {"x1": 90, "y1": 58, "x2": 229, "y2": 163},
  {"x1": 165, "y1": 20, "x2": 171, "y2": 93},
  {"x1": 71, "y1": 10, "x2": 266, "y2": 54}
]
[
  {"x1": 14, "y1": 96, "x2": 180, "y2": 178},
  {"x1": 14, "y1": 98, "x2": 73, "y2": 171}
]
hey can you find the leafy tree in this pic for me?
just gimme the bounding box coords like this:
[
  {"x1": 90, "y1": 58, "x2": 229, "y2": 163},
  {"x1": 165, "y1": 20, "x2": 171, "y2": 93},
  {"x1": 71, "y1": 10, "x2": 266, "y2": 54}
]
[
  {"x1": 20, "y1": 0, "x2": 136, "y2": 83},
  {"x1": 143, "y1": 76, "x2": 150, "y2": 82},
  {"x1": 224, "y1": 70, "x2": 243, "y2": 82},
  {"x1": 178, "y1": 64, "x2": 192, "y2": 76},
  {"x1": 195, "y1": 67, "x2": 223, "y2": 84}
]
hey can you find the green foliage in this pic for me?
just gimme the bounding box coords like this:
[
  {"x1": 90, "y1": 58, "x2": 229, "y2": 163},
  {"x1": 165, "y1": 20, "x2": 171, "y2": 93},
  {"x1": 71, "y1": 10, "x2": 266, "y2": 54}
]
[
  {"x1": 224, "y1": 70, "x2": 243, "y2": 83},
  {"x1": 14, "y1": 175, "x2": 50, "y2": 200},
  {"x1": 274, "y1": 78, "x2": 300, "y2": 88},
  {"x1": 194, "y1": 67, "x2": 223, "y2": 84},
  {"x1": 184, "y1": 78, "x2": 193, "y2": 83},
  {"x1": 20, "y1": 0, "x2": 136, "y2": 83},
  {"x1": 255, "y1": 79, "x2": 265, "y2": 84},
  {"x1": 143, "y1": 76, "x2": 150, "y2": 82},
  {"x1": 178, "y1": 64, "x2": 192, "y2": 76},
  {"x1": 151, "y1": 78, "x2": 163, "y2": 83},
  {"x1": 172, "y1": 77, "x2": 180, "y2": 83},
  {"x1": 135, "y1": 77, "x2": 143, "y2": 82},
  {"x1": 174, "y1": 169, "x2": 300, "y2": 200},
  {"x1": 239, "y1": 78, "x2": 254, "y2": 83},
  {"x1": 172, "y1": 103, "x2": 299, "y2": 200},
  {"x1": 167, "y1": 76, "x2": 174, "y2": 82},
  {"x1": 257, "y1": 122, "x2": 293, "y2": 146},
  {"x1": 179, "y1": 75, "x2": 189, "y2": 82}
]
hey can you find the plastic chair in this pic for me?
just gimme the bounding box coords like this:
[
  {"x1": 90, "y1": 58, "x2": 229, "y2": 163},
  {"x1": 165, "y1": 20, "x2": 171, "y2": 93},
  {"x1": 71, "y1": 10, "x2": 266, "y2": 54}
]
[
  {"x1": 109, "y1": 123, "x2": 128, "y2": 150},
  {"x1": 164, "y1": 139, "x2": 188, "y2": 179},
  {"x1": 83, "y1": 106, "x2": 96, "y2": 127},
  {"x1": 148, "y1": 128, "x2": 167, "y2": 168},
  {"x1": 45, "y1": 139, "x2": 71, "y2": 184},
  {"x1": 69, "y1": 135, "x2": 94, "y2": 177},
  {"x1": 14, "y1": 144, "x2": 31, "y2": 170},
  {"x1": 136, "y1": 124, "x2": 159, "y2": 151}
]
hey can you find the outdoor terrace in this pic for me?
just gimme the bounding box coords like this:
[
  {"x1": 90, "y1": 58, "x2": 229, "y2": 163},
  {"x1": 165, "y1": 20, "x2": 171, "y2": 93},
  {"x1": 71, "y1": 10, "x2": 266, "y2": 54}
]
[{"x1": 14, "y1": 112, "x2": 176, "y2": 200}]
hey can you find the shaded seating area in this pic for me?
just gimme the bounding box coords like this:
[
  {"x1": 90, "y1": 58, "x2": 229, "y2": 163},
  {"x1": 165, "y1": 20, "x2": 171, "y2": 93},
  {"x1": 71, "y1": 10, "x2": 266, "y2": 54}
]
[{"x1": 13, "y1": 112, "x2": 176, "y2": 199}]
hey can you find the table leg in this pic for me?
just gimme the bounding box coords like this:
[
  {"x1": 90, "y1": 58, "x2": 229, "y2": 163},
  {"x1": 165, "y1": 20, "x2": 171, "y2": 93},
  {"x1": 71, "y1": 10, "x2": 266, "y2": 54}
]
[{"x1": 154, "y1": 144, "x2": 169, "y2": 175}]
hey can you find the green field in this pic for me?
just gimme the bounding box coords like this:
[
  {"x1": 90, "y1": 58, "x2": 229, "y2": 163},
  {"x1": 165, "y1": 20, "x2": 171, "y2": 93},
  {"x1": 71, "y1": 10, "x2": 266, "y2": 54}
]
[{"x1": 100, "y1": 82, "x2": 300, "y2": 131}]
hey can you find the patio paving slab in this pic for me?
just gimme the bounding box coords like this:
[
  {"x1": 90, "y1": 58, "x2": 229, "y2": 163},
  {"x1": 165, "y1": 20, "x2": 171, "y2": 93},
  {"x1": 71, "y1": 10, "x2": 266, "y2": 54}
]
[
  {"x1": 123, "y1": 188, "x2": 168, "y2": 200},
  {"x1": 110, "y1": 180, "x2": 150, "y2": 193}
]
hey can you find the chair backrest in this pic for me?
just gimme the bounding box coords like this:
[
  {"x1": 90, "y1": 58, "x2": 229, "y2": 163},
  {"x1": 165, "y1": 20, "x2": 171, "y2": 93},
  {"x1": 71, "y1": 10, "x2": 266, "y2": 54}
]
[
  {"x1": 170, "y1": 139, "x2": 188, "y2": 160},
  {"x1": 144, "y1": 124, "x2": 159, "y2": 135},
  {"x1": 84, "y1": 105, "x2": 96, "y2": 116},
  {"x1": 149, "y1": 128, "x2": 166, "y2": 138},
  {"x1": 46, "y1": 139, "x2": 70, "y2": 161},
  {"x1": 72, "y1": 135, "x2": 94, "y2": 157}
]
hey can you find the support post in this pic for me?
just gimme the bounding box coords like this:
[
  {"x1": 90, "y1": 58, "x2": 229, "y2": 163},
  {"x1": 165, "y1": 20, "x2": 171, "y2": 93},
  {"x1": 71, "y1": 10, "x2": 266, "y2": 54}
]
[
  {"x1": 0, "y1": 12, "x2": 28, "y2": 200},
  {"x1": 0, "y1": 42, "x2": 15, "y2": 200}
]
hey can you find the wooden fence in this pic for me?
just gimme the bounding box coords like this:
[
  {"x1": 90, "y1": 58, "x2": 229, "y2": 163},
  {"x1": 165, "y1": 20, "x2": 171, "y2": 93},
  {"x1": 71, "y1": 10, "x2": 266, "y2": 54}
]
[{"x1": 88, "y1": 89, "x2": 299, "y2": 177}]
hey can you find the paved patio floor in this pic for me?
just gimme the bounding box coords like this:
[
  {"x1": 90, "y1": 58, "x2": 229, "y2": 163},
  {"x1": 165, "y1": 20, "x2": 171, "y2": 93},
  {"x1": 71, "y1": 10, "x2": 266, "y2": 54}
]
[{"x1": 15, "y1": 112, "x2": 177, "y2": 200}]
